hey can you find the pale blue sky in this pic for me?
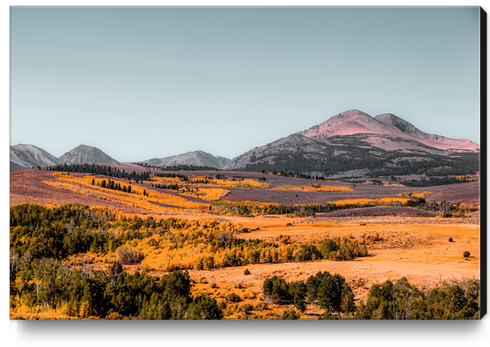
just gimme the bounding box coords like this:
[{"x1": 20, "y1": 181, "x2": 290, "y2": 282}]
[{"x1": 10, "y1": 7, "x2": 481, "y2": 162}]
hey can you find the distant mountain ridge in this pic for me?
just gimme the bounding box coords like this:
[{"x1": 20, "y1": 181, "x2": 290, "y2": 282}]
[
  {"x1": 139, "y1": 150, "x2": 230, "y2": 169},
  {"x1": 10, "y1": 145, "x2": 230, "y2": 170},
  {"x1": 10, "y1": 144, "x2": 63, "y2": 169},
  {"x1": 11, "y1": 110, "x2": 479, "y2": 178},
  {"x1": 298, "y1": 109, "x2": 479, "y2": 153},
  {"x1": 59, "y1": 145, "x2": 119, "y2": 165},
  {"x1": 10, "y1": 144, "x2": 119, "y2": 170}
]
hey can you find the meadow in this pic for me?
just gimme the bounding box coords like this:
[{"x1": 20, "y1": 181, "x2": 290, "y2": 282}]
[{"x1": 9, "y1": 167, "x2": 481, "y2": 319}]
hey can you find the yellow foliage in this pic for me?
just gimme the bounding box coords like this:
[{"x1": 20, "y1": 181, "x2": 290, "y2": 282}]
[
  {"x1": 400, "y1": 191, "x2": 434, "y2": 199},
  {"x1": 382, "y1": 182, "x2": 405, "y2": 187},
  {"x1": 272, "y1": 184, "x2": 352, "y2": 192},
  {"x1": 42, "y1": 173, "x2": 210, "y2": 213},
  {"x1": 206, "y1": 179, "x2": 271, "y2": 189},
  {"x1": 180, "y1": 188, "x2": 230, "y2": 201},
  {"x1": 327, "y1": 197, "x2": 411, "y2": 206}
]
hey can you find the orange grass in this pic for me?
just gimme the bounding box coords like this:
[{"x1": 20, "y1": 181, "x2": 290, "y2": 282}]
[
  {"x1": 272, "y1": 184, "x2": 352, "y2": 192},
  {"x1": 327, "y1": 197, "x2": 411, "y2": 206},
  {"x1": 43, "y1": 174, "x2": 209, "y2": 212}
]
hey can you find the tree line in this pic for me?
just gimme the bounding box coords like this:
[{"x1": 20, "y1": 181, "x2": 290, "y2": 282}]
[
  {"x1": 212, "y1": 197, "x2": 477, "y2": 218},
  {"x1": 10, "y1": 204, "x2": 369, "y2": 277},
  {"x1": 263, "y1": 271, "x2": 355, "y2": 317},
  {"x1": 45, "y1": 164, "x2": 151, "y2": 181},
  {"x1": 10, "y1": 256, "x2": 223, "y2": 320},
  {"x1": 262, "y1": 274, "x2": 480, "y2": 320}
]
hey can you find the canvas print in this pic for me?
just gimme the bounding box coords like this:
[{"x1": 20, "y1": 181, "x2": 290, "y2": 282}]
[{"x1": 9, "y1": 6, "x2": 484, "y2": 320}]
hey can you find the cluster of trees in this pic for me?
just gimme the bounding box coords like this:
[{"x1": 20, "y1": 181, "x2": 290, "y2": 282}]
[
  {"x1": 212, "y1": 201, "x2": 338, "y2": 217},
  {"x1": 45, "y1": 164, "x2": 151, "y2": 181},
  {"x1": 153, "y1": 183, "x2": 181, "y2": 190},
  {"x1": 355, "y1": 277, "x2": 480, "y2": 320},
  {"x1": 9, "y1": 256, "x2": 223, "y2": 320},
  {"x1": 263, "y1": 274, "x2": 480, "y2": 320},
  {"x1": 213, "y1": 197, "x2": 477, "y2": 218},
  {"x1": 95, "y1": 178, "x2": 133, "y2": 193},
  {"x1": 263, "y1": 271, "x2": 355, "y2": 315},
  {"x1": 10, "y1": 204, "x2": 368, "y2": 278},
  {"x1": 318, "y1": 238, "x2": 368, "y2": 261},
  {"x1": 139, "y1": 229, "x2": 368, "y2": 271},
  {"x1": 402, "y1": 176, "x2": 474, "y2": 187},
  {"x1": 192, "y1": 179, "x2": 209, "y2": 184},
  {"x1": 10, "y1": 204, "x2": 233, "y2": 262},
  {"x1": 258, "y1": 170, "x2": 328, "y2": 181},
  {"x1": 405, "y1": 197, "x2": 479, "y2": 216},
  {"x1": 152, "y1": 173, "x2": 189, "y2": 181},
  {"x1": 370, "y1": 152, "x2": 480, "y2": 178}
]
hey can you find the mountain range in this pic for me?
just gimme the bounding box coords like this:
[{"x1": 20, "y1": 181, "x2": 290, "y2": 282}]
[
  {"x1": 140, "y1": 150, "x2": 230, "y2": 168},
  {"x1": 11, "y1": 110, "x2": 479, "y2": 178},
  {"x1": 222, "y1": 109, "x2": 479, "y2": 178},
  {"x1": 10, "y1": 144, "x2": 230, "y2": 170}
]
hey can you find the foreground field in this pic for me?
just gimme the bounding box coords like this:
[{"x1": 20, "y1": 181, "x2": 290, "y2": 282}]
[
  {"x1": 9, "y1": 168, "x2": 481, "y2": 319},
  {"x1": 161, "y1": 215, "x2": 480, "y2": 302}
]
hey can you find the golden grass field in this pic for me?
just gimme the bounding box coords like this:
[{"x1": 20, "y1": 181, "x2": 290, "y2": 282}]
[{"x1": 10, "y1": 168, "x2": 481, "y2": 319}]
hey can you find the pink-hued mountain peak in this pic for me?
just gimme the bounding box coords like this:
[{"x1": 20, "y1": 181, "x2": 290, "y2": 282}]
[
  {"x1": 299, "y1": 109, "x2": 402, "y2": 138},
  {"x1": 299, "y1": 109, "x2": 479, "y2": 152}
]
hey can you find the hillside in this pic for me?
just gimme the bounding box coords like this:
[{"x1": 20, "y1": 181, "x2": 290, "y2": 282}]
[
  {"x1": 10, "y1": 144, "x2": 63, "y2": 169},
  {"x1": 59, "y1": 144, "x2": 119, "y2": 164},
  {"x1": 224, "y1": 110, "x2": 480, "y2": 181},
  {"x1": 140, "y1": 150, "x2": 230, "y2": 169}
]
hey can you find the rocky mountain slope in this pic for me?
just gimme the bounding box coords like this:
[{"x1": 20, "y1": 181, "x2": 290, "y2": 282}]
[
  {"x1": 10, "y1": 145, "x2": 230, "y2": 170},
  {"x1": 223, "y1": 110, "x2": 479, "y2": 180},
  {"x1": 299, "y1": 109, "x2": 479, "y2": 153},
  {"x1": 10, "y1": 144, "x2": 63, "y2": 169},
  {"x1": 10, "y1": 144, "x2": 118, "y2": 169},
  {"x1": 140, "y1": 150, "x2": 230, "y2": 169},
  {"x1": 59, "y1": 145, "x2": 119, "y2": 165}
]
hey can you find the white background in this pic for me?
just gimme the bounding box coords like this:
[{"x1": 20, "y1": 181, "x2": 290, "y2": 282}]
[{"x1": 3, "y1": 1, "x2": 489, "y2": 346}]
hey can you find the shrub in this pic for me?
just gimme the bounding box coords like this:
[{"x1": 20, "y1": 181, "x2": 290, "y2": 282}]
[
  {"x1": 238, "y1": 303, "x2": 252, "y2": 314},
  {"x1": 463, "y1": 251, "x2": 471, "y2": 258},
  {"x1": 199, "y1": 277, "x2": 208, "y2": 284},
  {"x1": 443, "y1": 211, "x2": 453, "y2": 218},
  {"x1": 115, "y1": 245, "x2": 144, "y2": 265},
  {"x1": 244, "y1": 269, "x2": 251, "y2": 275},
  {"x1": 227, "y1": 293, "x2": 242, "y2": 302},
  {"x1": 254, "y1": 302, "x2": 267, "y2": 312},
  {"x1": 106, "y1": 312, "x2": 124, "y2": 320},
  {"x1": 279, "y1": 309, "x2": 299, "y2": 320},
  {"x1": 243, "y1": 291, "x2": 256, "y2": 300},
  {"x1": 209, "y1": 282, "x2": 217, "y2": 288}
]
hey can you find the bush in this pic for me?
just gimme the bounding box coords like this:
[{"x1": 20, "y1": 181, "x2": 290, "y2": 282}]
[
  {"x1": 254, "y1": 302, "x2": 267, "y2": 312},
  {"x1": 115, "y1": 245, "x2": 144, "y2": 265},
  {"x1": 244, "y1": 269, "x2": 251, "y2": 275},
  {"x1": 443, "y1": 211, "x2": 453, "y2": 218},
  {"x1": 279, "y1": 309, "x2": 299, "y2": 320},
  {"x1": 238, "y1": 303, "x2": 252, "y2": 314},
  {"x1": 226, "y1": 293, "x2": 242, "y2": 302},
  {"x1": 243, "y1": 291, "x2": 256, "y2": 300},
  {"x1": 463, "y1": 251, "x2": 471, "y2": 258}
]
